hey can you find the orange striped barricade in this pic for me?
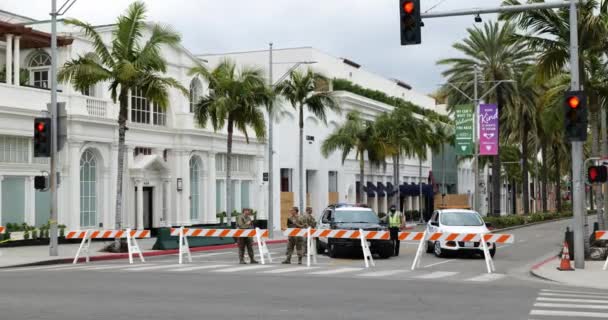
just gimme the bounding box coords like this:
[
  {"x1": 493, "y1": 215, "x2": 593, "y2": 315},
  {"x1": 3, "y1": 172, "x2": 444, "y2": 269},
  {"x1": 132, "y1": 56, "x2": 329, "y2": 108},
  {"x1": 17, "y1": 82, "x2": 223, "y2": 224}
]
[
  {"x1": 594, "y1": 231, "x2": 608, "y2": 270},
  {"x1": 66, "y1": 229, "x2": 150, "y2": 264},
  {"x1": 170, "y1": 227, "x2": 271, "y2": 265},
  {"x1": 284, "y1": 228, "x2": 391, "y2": 268},
  {"x1": 0, "y1": 226, "x2": 4, "y2": 233},
  {"x1": 409, "y1": 231, "x2": 515, "y2": 274}
]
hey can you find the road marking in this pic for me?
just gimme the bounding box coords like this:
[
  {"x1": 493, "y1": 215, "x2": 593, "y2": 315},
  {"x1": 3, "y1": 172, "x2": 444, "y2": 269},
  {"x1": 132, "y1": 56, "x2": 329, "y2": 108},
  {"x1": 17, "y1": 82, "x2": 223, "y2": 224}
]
[
  {"x1": 535, "y1": 303, "x2": 608, "y2": 310},
  {"x1": 540, "y1": 292, "x2": 608, "y2": 299},
  {"x1": 191, "y1": 252, "x2": 232, "y2": 258},
  {"x1": 111, "y1": 264, "x2": 159, "y2": 271},
  {"x1": 413, "y1": 271, "x2": 459, "y2": 279},
  {"x1": 261, "y1": 266, "x2": 320, "y2": 274},
  {"x1": 541, "y1": 289, "x2": 608, "y2": 296},
  {"x1": 308, "y1": 267, "x2": 363, "y2": 275},
  {"x1": 213, "y1": 265, "x2": 274, "y2": 273},
  {"x1": 1, "y1": 265, "x2": 73, "y2": 272},
  {"x1": 518, "y1": 239, "x2": 526, "y2": 243},
  {"x1": 357, "y1": 269, "x2": 409, "y2": 277},
  {"x1": 530, "y1": 309, "x2": 608, "y2": 318},
  {"x1": 48, "y1": 265, "x2": 99, "y2": 271},
  {"x1": 422, "y1": 260, "x2": 453, "y2": 268},
  {"x1": 124, "y1": 264, "x2": 183, "y2": 271},
  {"x1": 464, "y1": 273, "x2": 506, "y2": 282},
  {"x1": 168, "y1": 264, "x2": 229, "y2": 272},
  {"x1": 537, "y1": 297, "x2": 608, "y2": 304},
  {"x1": 86, "y1": 265, "x2": 134, "y2": 270}
]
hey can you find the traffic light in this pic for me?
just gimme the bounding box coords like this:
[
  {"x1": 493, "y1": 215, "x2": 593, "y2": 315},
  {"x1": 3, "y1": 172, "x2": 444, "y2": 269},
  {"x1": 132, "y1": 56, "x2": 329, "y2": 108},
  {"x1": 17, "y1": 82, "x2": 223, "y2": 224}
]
[
  {"x1": 588, "y1": 166, "x2": 607, "y2": 184},
  {"x1": 564, "y1": 90, "x2": 587, "y2": 141},
  {"x1": 34, "y1": 117, "x2": 52, "y2": 157},
  {"x1": 34, "y1": 176, "x2": 48, "y2": 191},
  {"x1": 399, "y1": 0, "x2": 421, "y2": 45}
]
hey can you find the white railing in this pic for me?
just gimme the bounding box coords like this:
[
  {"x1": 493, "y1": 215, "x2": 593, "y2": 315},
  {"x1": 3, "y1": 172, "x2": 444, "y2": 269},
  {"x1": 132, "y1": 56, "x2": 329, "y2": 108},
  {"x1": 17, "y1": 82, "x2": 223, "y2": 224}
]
[{"x1": 85, "y1": 97, "x2": 108, "y2": 118}]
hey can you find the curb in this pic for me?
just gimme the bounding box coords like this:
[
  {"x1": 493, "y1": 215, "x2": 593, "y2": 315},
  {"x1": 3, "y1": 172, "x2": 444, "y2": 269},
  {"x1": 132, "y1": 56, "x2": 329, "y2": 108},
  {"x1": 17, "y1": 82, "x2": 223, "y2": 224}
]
[
  {"x1": 1, "y1": 239, "x2": 288, "y2": 269},
  {"x1": 489, "y1": 216, "x2": 574, "y2": 233}
]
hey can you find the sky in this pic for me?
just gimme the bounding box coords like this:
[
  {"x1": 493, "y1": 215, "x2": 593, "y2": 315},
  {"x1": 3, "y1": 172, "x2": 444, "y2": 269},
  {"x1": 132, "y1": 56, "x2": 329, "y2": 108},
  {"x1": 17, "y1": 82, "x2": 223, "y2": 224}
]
[{"x1": 1, "y1": 0, "x2": 504, "y2": 95}]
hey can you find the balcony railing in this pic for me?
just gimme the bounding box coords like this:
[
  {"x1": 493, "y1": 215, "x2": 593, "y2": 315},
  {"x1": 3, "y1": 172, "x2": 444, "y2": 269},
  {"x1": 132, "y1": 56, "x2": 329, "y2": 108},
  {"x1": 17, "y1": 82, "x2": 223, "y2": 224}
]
[{"x1": 86, "y1": 97, "x2": 108, "y2": 118}]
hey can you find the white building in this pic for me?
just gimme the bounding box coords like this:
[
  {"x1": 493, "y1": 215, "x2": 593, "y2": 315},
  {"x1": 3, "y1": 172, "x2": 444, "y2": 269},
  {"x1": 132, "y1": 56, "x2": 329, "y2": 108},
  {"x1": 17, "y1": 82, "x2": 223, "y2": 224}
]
[{"x1": 0, "y1": 10, "x2": 438, "y2": 232}]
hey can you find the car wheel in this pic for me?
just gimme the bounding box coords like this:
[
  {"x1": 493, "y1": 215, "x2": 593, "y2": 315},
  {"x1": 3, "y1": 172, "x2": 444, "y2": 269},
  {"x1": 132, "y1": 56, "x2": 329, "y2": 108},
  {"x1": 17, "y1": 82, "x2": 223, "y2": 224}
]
[
  {"x1": 328, "y1": 243, "x2": 338, "y2": 258},
  {"x1": 379, "y1": 247, "x2": 393, "y2": 259},
  {"x1": 316, "y1": 240, "x2": 325, "y2": 254},
  {"x1": 426, "y1": 241, "x2": 434, "y2": 253},
  {"x1": 434, "y1": 241, "x2": 447, "y2": 258}
]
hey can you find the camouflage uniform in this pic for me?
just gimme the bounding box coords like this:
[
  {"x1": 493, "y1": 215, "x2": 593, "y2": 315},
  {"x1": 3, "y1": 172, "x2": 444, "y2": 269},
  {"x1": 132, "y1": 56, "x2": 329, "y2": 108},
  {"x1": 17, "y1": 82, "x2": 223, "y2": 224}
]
[
  {"x1": 236, "y1": 213, "x2": 257, "y2": 264},
  {"x1": 301, "y1": 213, "x2": 317, "y2": 255},
  {"x1": 283, "y1": 215, "x2": 305, "y2": 264}
]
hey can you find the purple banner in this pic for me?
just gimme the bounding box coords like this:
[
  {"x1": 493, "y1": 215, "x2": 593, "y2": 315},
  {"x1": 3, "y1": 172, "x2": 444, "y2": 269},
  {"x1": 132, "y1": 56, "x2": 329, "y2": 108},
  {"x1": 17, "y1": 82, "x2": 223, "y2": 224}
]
[{"x1": 479, "y1": 104, "x2": 499, "y2": 155}]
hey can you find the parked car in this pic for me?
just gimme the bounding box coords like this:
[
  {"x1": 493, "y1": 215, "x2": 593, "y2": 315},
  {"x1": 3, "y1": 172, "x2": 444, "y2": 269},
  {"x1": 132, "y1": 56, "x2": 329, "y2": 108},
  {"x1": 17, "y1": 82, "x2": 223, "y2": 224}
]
[
  {"x1": 316, "y1": 204, "x2": 393, "y2": 259},
  {"x1": 425, "y1": 209, "x2": 496, "y2": 258}
]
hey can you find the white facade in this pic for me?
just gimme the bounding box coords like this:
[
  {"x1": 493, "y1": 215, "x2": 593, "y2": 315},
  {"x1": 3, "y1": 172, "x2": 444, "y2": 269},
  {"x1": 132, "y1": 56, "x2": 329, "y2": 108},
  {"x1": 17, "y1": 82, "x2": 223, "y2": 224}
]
[{"x1": 0, "y1": 12, "x2": 437, "y2": 231}]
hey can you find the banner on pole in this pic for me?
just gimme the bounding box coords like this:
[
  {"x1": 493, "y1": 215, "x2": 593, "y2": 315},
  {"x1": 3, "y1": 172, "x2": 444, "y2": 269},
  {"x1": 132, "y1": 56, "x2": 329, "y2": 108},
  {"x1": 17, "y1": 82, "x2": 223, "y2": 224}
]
[
  {"x1": 479, "y1": 104, "x2": 499, "y2": 156},
  {"x1": 455, "y1": 104, "x2": 474, "y2": 156}
]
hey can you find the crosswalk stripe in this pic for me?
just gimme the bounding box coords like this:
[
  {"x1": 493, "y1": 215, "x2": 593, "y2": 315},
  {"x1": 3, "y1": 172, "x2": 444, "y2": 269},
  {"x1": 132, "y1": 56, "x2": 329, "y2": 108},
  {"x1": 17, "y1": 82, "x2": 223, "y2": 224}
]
[
  {"x1": 112, "y1": 264, "x2": 158, "y2": 271},
  {"x1": 541, "y1": 289, "x2": 608, "y2": 296},
  {"x1": 124, "y1": 264, "x2": 183, "y2": 271},
  {"x1": 530, "y1": 309, "x2": 608, "y2": 318},
  {"x1": 307, "y1": 267, "x2": 363, "y2": 275},
  {"x1": 535, "y1": 303, "x2": 608, "y2": 310},
  {"x1": 191, "y1": 252, "x2": 232, "y2": 258},
  {"x1": 540, "y1": 292, "x2": 608, "y2": 299},
  {"x1": 213, "y1": 265, "x2": 274, "y2": 273},
  {"x1": 537, "y1": 297, "x2": 608, "y2": 304},
  {"x1": 261, "y1": 266, "x2": 320, "y2": 274},
  {"x1": 48, "y1": 265, "x2": 98, "y2": 271},
  {"x1": 413, "y1": 271, "x2": 459, "y2": 279},
  {"x1": 167, "y1": 264, "x2": 229, "y2": 272},
  {"x1": 86, "y1": 265, "x2": 133, "y2": 270},
  {"x1": 465, "y1": 273, "x2": 506, "y2": 282},
  {"x1": 357, "y1": 270, "x2": 409, "y2": 277}
]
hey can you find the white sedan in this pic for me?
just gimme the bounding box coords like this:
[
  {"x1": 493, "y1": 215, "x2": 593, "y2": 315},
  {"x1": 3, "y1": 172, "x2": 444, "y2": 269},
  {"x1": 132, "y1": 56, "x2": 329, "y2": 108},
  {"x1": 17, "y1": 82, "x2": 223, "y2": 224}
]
[{"x1": 425, "y1": 209, "x2": 496, "y2": 258}]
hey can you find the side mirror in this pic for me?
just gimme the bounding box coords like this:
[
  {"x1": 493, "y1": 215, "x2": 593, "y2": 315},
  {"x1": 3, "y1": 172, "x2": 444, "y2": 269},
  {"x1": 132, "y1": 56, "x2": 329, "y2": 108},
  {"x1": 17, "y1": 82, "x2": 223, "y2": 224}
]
[
  {"x1": 485, "y1": 222, "x2": 494, "y2": 229},
  {"x1": 430, "y1": 221, "x2": 439, "y2": 227}
]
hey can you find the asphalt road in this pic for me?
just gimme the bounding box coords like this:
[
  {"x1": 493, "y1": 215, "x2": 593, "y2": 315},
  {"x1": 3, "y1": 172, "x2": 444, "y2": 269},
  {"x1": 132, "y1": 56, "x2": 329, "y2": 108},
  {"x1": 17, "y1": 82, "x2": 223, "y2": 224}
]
[{"x1": 0, "y1": 218, "x2": 605, "y2": 320}]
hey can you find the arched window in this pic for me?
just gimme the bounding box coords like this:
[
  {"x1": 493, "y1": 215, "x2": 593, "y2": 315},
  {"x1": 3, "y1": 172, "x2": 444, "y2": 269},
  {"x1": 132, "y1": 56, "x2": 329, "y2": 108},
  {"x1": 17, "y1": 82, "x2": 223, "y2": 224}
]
[
  {"x1": 190, "y1": 156, "x2": 202, "y2": 220},
  {"x1": 189, "y1": 78, "x2": 203, "y2": 113},
  {"x1": 80, "y1": 150, "x2": 97, "y2": 227},
  {"x1": 28, "y1": 51, "x2": 52, "y2": 88}
]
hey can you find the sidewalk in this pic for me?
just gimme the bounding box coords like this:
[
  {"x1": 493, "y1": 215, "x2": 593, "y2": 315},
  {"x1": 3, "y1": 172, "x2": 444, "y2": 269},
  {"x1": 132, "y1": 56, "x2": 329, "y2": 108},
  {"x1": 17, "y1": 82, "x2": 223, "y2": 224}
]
[
  {"x1": 531, "y1": 255, "x2": 608, "y2": 290},
  {"x1": 0, "y1": 233, "x2": 288, "y2": 268}
]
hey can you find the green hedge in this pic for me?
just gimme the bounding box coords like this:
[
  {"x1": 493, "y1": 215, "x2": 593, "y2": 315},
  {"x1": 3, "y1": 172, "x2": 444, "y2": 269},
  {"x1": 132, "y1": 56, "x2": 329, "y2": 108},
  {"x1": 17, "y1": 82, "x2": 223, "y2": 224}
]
[{"x1": 484, "y1": 212, "x2": 573, "y2": 229}]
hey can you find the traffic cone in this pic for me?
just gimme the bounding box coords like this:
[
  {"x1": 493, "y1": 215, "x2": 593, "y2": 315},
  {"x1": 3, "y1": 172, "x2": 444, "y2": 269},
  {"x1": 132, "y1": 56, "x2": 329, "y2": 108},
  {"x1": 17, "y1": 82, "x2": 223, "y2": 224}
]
[{"x1": 557, "y1": 241, "x2": 574, "y2": 271}]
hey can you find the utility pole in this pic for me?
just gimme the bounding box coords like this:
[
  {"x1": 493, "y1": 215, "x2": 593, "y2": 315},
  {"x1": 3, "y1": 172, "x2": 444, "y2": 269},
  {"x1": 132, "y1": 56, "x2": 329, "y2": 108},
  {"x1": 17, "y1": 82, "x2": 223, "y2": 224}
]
[
  {"x1": 49, "y1": 0, "x2": 59, "y2": 256},
  {"x1": 473, "y1": 66, "x2": 480, "y2": 214},
  {"x1": 267, "y1": 43, "x2": 274, "y2": 238}
]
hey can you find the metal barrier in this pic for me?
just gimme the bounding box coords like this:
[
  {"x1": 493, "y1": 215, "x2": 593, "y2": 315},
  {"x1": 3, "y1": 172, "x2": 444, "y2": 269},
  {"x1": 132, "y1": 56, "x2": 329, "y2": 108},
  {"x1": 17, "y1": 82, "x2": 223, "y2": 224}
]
[{"x1": 67, "y1": 229, "x2": 150, "y2": 264}]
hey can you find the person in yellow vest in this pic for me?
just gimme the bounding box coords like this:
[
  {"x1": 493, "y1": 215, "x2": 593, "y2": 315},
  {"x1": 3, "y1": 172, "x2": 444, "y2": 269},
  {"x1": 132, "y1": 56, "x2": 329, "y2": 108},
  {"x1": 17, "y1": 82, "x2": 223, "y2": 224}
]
[{"x1": 388, "y1": 205, "x2": 404, "y2": 256}]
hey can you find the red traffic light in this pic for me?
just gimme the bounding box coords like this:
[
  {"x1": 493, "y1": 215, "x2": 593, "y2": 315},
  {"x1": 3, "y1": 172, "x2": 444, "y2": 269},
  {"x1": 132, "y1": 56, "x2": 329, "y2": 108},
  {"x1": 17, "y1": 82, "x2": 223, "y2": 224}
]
[
  {"x1": 590, "y1": 167, "x2": 598, "y2": 181},
  {"x1": 403, "y1": 1, "x2": 414, "y2": 14},
  {"x1": 567, "y1": 96, "x2": 580, "y2": 109},
  {"x1": 36, "y1": 122, "x2": 46, "y2": 132},
  {"x1": 588, "y1": 166, "x2": 608, "y2": 183}
]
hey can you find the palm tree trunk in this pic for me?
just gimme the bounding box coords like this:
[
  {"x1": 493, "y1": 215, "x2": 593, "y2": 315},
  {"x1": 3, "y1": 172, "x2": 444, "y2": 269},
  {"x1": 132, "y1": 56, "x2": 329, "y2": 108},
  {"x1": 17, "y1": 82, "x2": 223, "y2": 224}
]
[
  {"x1": 554, "y1": 145, "x2": 562, "y2": 212},
  {"x1": 492, "y1": 85, "x2": 504, "y2": 217},
  {"x1": 601, "y1": 107, "x2": 608, "y2": 230},
  {"x1": 113, "y1": 88, "x2": 129, "y2": 250},
  {"x1": 419, "y1": 158, "x2": 423, "y2": 222},
  {"x1": 298, "y1": 104, "x2": 305, "y2": 214},
  {"x1": 359, "y1": 150, "x2": 365, "y2": 205},
  {"x1": 512, "y1": 178, "x2": 517, "y2": 215},
  {"x1": 226, "y1": 118, "x2": 234, "y2": 227},
  {"x1": 522, "y1": 120, "x2": 530, "y2": 215},
  {"x1": 393, "y1": 154, "x2": 399, "y2": 208},
  {"x1": 441, "y1": 144, "x2": 446, "y2": 206},
  {"x1": 591, "y1": 103, "x2": 605, "y2": 229},
  {"x1": 541, "y1": 142, "x2": 548, "y2": 213}
]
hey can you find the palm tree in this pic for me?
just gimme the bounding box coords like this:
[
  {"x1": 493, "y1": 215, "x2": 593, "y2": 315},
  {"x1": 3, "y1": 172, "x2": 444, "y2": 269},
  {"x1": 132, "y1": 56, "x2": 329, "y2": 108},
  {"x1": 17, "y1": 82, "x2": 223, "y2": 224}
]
[
  {"x1": 277, "y1": 69, "x2": 340, "y2": 213},
  {"x1": 431, "y1": 120, "x2": 454, "y2": 200},
  {"x1": 190, "y1": 59, "x2": 268, "y2": 225},
  {"x1": 58, "y1": 2, "x2": 187, "y2": 237},
  {"x1": 321, "y1": 111, "x2": 383, "y2": 205},
  {"x1": 438, "y1": 21, "x2": 532, "y2": 216}
]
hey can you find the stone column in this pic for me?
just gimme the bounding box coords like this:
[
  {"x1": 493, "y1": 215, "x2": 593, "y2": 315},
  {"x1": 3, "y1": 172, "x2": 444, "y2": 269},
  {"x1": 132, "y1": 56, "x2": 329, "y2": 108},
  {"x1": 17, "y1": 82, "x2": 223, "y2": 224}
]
[
  {"x1": 207, "y1": 152, "x2": 217, "y2": 223},
  {"x1": 5, "y1": 34, "x2": 13, "y2": 85},
  {"x1": 162, "y1": 179, "x2": 170, "y2": 226},
  {"x1": 24, "y1": 177, "x2": 35, "y2": 225},
  {"x1": 234, "y1": 180, "x2": 242, "y2": 213},
  {"x1": 13, "y1": 36, "x2": 20, "y2": 86},
  {"x1": 0, "y1": 175, "x2": 3, "y2": 225},
  {"x1": 136, "y1": 179, "x2": 143, "y2": 229}
]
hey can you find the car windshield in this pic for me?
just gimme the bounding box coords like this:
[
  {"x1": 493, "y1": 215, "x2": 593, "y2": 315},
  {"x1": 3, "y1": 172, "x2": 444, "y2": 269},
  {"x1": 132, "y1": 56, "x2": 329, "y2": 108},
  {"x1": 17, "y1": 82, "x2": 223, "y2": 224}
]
[
  {"x1": 333, "y1": 210, "x2": 379, "y2": 223},
  {"x1": 440, "y1": 212, "x2": 484, "y2": 226}
]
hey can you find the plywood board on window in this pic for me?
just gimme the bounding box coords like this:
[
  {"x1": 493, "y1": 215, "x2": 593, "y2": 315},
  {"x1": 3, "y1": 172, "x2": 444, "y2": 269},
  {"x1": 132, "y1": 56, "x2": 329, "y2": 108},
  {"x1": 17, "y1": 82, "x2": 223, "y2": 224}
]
[
  {"x1": 433, "y1": 194, "x2": 470, "y2": 210},
  {"x1": 280, "y1": 192, "x2": 294, "y2": 229},
  {"x1": 328, "y1": 192, "x2": 339, "y2": 205}
]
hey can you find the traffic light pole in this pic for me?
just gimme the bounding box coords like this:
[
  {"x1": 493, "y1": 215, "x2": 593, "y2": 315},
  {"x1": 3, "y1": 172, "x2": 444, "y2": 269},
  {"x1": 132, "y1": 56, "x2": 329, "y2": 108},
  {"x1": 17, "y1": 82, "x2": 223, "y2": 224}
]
[{"x1": 49, "y1": 0, "x2": 59, "y2": 257}]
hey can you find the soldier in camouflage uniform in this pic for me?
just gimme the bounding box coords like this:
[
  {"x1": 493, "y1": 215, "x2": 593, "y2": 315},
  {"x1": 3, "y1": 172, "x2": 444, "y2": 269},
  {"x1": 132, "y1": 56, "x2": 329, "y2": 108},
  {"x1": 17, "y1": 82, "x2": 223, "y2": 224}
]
[
  {"x1": 236, "y1": 208, "x2": 258, "y2": 264},
  {"x1": 302, "y1": 207, "x2": 317, "y2": 255},
  {"x1": 282, "y1": 206, "x2": 305, "y2": 264}
]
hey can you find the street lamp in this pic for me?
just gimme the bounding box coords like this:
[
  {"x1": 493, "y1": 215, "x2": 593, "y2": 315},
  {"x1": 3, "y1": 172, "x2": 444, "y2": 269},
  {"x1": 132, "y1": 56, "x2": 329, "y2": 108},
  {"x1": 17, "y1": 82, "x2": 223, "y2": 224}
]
[{"x1": 267, "y1": 43, "x2": 316, "y2": 238}]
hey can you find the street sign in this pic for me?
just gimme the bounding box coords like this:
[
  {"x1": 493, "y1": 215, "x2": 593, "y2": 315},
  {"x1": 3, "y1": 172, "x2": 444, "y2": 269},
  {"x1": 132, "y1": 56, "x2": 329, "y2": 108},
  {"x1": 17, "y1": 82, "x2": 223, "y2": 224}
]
[
  {"x1": 455, "y1": 104, "x2": 474, "y2": 156},
  {"x1": 479, "y1": 104, "x2": 499, "y2": 155}
]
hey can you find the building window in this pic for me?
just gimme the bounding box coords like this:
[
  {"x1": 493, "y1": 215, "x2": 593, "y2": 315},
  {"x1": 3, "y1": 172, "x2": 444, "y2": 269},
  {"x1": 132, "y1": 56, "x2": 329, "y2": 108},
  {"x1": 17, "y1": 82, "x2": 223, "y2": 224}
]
[
  {"x1": 189, "y1": 77, "x2": 203, "y2": 113},
  {"x1": 216, "y1": 154, "x2": 225, "y2": 172},
  {"x1": 190, "y1": 156, "x2": 202, "y2": 221},
  {"x1": 80, "y1": 150, "x2": 97, "y2": 228},
  {"x1": 131, "y1": 88, "x2": 166, "y2": 126},
  {"x1": 134, "y1": 147, "x2": 152, "y2": 157},
  {"x1": 280, "y1": 169, "x2": 292, "y2": 192},
  {"x1": 216, "y1": 180, "x2": 224, "y2": 213},
  {"x1": 0, "y1": 135, "x2": 29, "y2": 164},
  {"x1": 328, "y1": 171, "x2": 338, "y2": 193},
  {"x1": 28, "y1": 51, "x2": 51, "y2": 89},
  {"x1": 241, "y1": 181, "x2": 250, "y2": 209},
  {"x1": 1, "y1": 177, "x2": 25, "y2": 224}
]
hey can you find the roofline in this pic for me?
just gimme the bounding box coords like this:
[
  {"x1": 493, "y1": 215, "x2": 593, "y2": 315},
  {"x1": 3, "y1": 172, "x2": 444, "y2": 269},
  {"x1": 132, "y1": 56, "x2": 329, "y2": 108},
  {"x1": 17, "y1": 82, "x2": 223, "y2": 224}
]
[
  {"x1": 196, "y1": 46, "x2": 314, "y2": 57},
  {"x1": 0, "y1": 9, "x2": 38, "y2": 23}
]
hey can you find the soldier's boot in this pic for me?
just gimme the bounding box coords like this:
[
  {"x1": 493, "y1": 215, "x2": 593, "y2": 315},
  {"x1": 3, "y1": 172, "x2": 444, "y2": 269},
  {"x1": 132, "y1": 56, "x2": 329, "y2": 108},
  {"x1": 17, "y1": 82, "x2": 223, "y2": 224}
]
[
  {"x1": 282, "y1": 255, "x2": 291, "y2": 264},
  {"x1": 238, "y1": 246, "x2": 246, "y2": 264},
  {"x1": 298, "y1": 256, "x2": 303, "y2": 265}
]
